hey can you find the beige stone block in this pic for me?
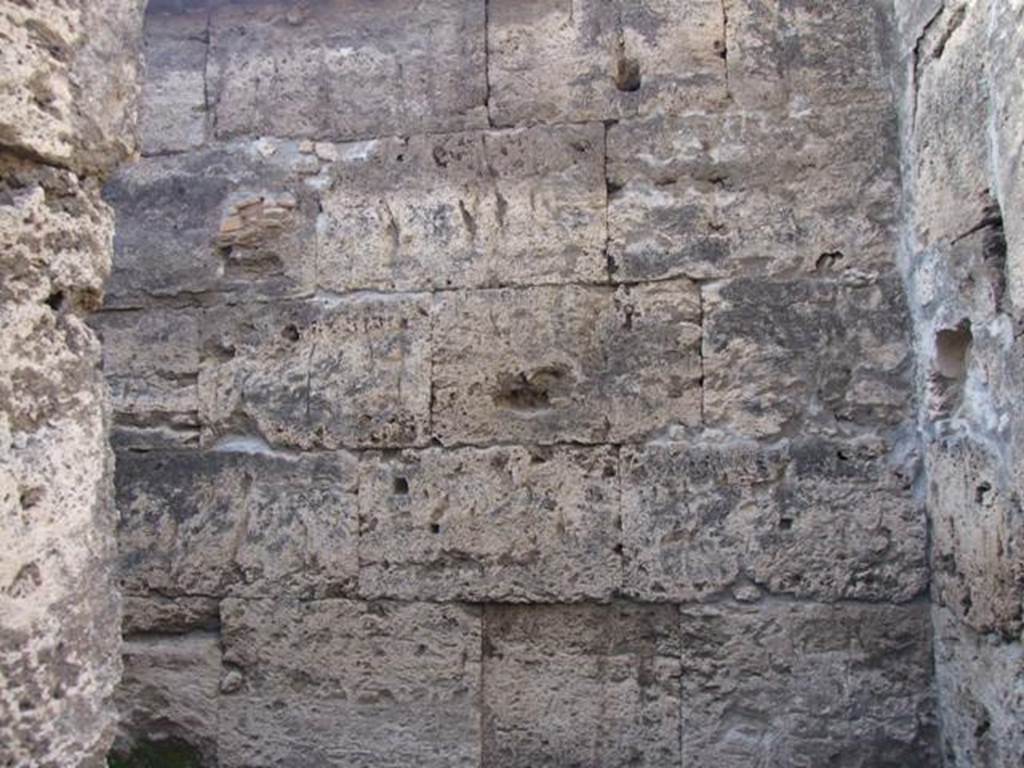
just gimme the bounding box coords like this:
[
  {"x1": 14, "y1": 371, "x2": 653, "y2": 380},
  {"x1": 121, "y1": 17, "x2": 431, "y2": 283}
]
[
  {"x1": 218, "y1": 598, "x2": 481, "y2": 768},
  {"x1": 359, "y1": 445, "x2": 621, "y2": 601},
  {"x1": 209, "y1": 0, "x2": 488, "y2": 141},
  {"x1": 432, "y1": 281, "x2": 702, "y2": 445},
  {"x1": 482, "y1": 603, "x2": 681, "y2": 767},
  {"x1": 488, "y1": 0, "x2": 726, "y2": 125},
  {"x1": 319, "y1": 124, "x2": 607, "y2": 291}
]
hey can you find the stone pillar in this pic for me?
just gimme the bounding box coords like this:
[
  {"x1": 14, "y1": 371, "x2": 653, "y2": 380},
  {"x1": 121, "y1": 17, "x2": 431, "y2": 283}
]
[{"x1": 0, "y1": 2, "x2": 143, "y2": 766}]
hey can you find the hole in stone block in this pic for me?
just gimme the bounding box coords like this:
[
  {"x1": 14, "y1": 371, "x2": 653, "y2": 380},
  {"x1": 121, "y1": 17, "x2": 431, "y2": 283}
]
[
  {"x1": 393, "y1": 476, "x2": 409, "y2": 495},
  {"x1": 614, "y1": 57, "x2": 642, "y2": 92},
  {"x1": 45, "y1": 290, "x2": 65, "y2": 312},
  {"x1": 930, "y1": 321, "x2": 973, "y2": 418}
]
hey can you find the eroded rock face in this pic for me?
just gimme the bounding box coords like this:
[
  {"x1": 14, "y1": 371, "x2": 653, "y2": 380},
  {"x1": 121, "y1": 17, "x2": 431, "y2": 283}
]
[
  {"x1": 0, "y1": 2, "x2": 143, "y2": 766},
  {"x1": 99, "y1": 0, "x2": 947, "y2": 765}
]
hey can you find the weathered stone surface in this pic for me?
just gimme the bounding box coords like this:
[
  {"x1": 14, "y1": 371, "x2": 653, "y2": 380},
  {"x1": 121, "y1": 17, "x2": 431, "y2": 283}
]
[
  {"x1": 208, "y1": 0, "x2": 487, "y2": 141},
  {"x1": 93, "y1": 308, "x2": 200, "y2": 449},
  {"x1": 116, "y1": 450, "x2": 359, "y2": 599},
  {"x1": 680, "y1": 600, "x2": 938, "y2": 766},
  {"x1": 911, "y1": 1, "x2": 993, "y2": 249},
  {"x1": 319, "y1": 124, "x2": 607, "y2": 291},
  {"x1": 725, "y1": 0, "x2": 894, "y2": 110},
  {"x1": 432, "y1": 282, "x2": 702, "y2": 445},
  {"x1": 112, "y1": 632, "x2": 222, "y2": 766},
  {"x1": 359, "y1": 445, "x2": 620, "y2": 601},
  {"x1": 198, "y1": 295, "x2": 432, "y2": 449},
  {"x1": 703, "y1": 276, "x2": 913, "y2": 439},
  {"x1": 929, "y1": 439, "x2": 1024, "y2": 639},
  {"x1": 0, "y1": 0, "x2": 142, "y2": 174},
  {"x1": 122, "y1": 594, "x2": 220, "y2": 636},
  {"x1": 105, "y1": 141, "x2": 321, "y2": 306},
  {"x1": 139, "y1": 2, "x2": 208, "y2": 155},
  {"x1": 218, "y1": 598, "x2": 481, "y2": 768},
  {"x1": 607, "y1": 107, "x2": 900, "y2": 282},
  {"x1": 488, "y1": 0, "x2": 726, "y2": 126},
  {"x1": 932, "y1": 605, "x2": 1024, "y2": 768},
  {"x1": 620, "y1": 439, "x2": 927, "y2": 602},
  {"x1": 482, "y1": 603, "x2": 680, "y2": 767}
]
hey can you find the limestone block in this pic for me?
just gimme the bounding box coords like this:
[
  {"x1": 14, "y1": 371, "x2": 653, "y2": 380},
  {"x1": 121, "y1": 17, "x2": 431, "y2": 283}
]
[
  {"x1": 319, "y1": 124, "x2": 607, "y2": 291},
  {"x1": 208, "y1": 0, "x2": 487, "y2": 141},
  {"x1": 932, "y1": 606, "x2": 1024, "y2": 768},
  {"x1": 116, "y1": 450, "x2": 359, "y2": 598},
  {"x1": 218, "y1": 598, "x2": 481, "y2": 768},
  {"x1": 198, "y1": 296, "x2": 432, "y2": 449},
  {"x1": 139, "y1": 3, "x2": 209, "y2": 155},
  {"x1": 104, "y1": 141, "x2": 320, "y2": 306},
  {"x1": 929, "y1": 439, "x2": 1024, "y2": 639},
  {"x1": 607, "y1": 107, "x2": 900, "y2": 282},
  {"x1": 112, "y1": 632, "x2": 222, "y2": 766},
  {"x1": 92, "y1": 309, "x2": 200, "y2": 449},
  {"x1": 482, "y1": 603, "x2": 681, "y2": 767},
  {"x1": 703, "y1": 276, "x2": 913, "y2": 439},
  {"x1": 122, "y1": 595, "x2": 220, "y2": 636},
  {"x1": 621, "y1": 439, "x2": 927, "y2": 602},
  {"x1": 725, "y1": 0, "x2": 894, "y2": 110},
  {"x1": 359, "y1": 445, "x2": 621, "y2": 601},
  {"x1": 488, "y1": 0, "x2": 726, "y2": 126},
  {"x1": 0, "y1": 0, "x2": 143, "y2": 174},
  {"x1": 432, "y1": 281, "x2": 702, "y2": 445},
  {"x1": 912, "y1": 1, "x2": 993, "y2": 248},
  {"x1": 679, "y1": 600, "x2": 939, "y2": 766}
]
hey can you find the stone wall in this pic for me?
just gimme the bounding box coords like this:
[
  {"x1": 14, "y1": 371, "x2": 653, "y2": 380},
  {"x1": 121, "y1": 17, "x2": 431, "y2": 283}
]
[
  {"x1": 0, "y1": 2, "x2": 143, "y2": 766},
  {"x1": 101, "y1": 1, "x2": 940, "y2": 765},
  {"x1": 894, "y1": 0, "x2": 1024, "y2": 765}
]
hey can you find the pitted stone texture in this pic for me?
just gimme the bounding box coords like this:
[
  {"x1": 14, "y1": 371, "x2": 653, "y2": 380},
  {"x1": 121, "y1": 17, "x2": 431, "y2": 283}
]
[
  {"x1": 93, "y1": 309, "x2": 200, "y2": 450},
  {"x1": 0, "y1": 0, "x2": 142, "y2": 174},
  {"x1": 117, "y1": 451, "x2": 358, "y2": 599},
  {"x1": 929, "y1": 439, "x2": 1024, "y2": 639},
  {"x1": 208, "y1": 0, "x2": 487, "y2": 141},
  {"x1": 932, "y1": 606, "x2": 1024, "y2": 768},
  {"x1": 198, "y1": 296, "x2": 431, "y2": 449},
  {"x1": 725, "y1": 0, "x2": 894, "y2": 111},
  {"x1": 432, "y1": 282, "x2": 702, "y2": 445},
  {"x1": 607, "y1": 107, "x2": 900, "y2": 282},
  {"x1": 139, "y1": 3, "x2": 208, "y2": 155},
  {"x1": 218, "y1": 598, "x2": 481, "y2": 768},
  {"x1": 112, "y1": 632, "x2": 222, "y2": 766},
  {"x1": 621, "y1": 440, "x2": 927, "y2": 602},
  {"x1": 105, "y1": 142, "x2": 321, "y2": 306},
  {"x1": 359, "y1": 445, "x2": 621, "y2": 602},
  {"x1": 911, "y1": 1, "x2": 993, "y2": 250},
  {"x1": 488, "y1": 0, "x2": 726, "y2": 126},
  {"x1": 319, "y1": 124, "x2": 607, "y2": 292},
  {"x1": 680, "y1": 600, "x2": 938, "y2": 767},
  {"x1": 122, "y1": 595, "x2": 220, "y2": 636},
  {"x1": 482, "y1": 603, "x2": 681, "y2": 768},
  {"x1": 703, "y1": 276, "x2": 913, "y2": 439}
]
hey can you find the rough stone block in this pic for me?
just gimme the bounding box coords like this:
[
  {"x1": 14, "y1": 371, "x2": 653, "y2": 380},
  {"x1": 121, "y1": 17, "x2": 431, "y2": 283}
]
[
  {"x1": 488, "y1": 0, "x2": 726, "y2": 126},
  {"x1": 432, "y1": 282, "x2": 702, "y2": 445},
  {"x1": 319, "y1": 124, "x2": 607, "y2": 291},
  {"x1": 116, "y1": 450, "x2": 359, "y2": 598},
  {"x1": 198, "y1": 295, "x2": 432, "y2": 449},
  {"x1": 929, "y1": 439, "x2": 1024, "y2": 638},
  {"x1": 122, "y1": 595, "x2": 221, "y2": 636},
  {"x1": 0, "y1": 0, "x2": 142, "y2": 173},
  {"x1": 359, "y1": 445, "x2": 621, "y2": 601},
  {"x1": 92, "y1": 309, "x2": 200, "y2": 449},
  {"x1": 104, "y1": 141, "x2": 321, "y2": 306},
  {"x1": 702, "y1": 276, "x2": 913, "y2": 439},
  {"x1": 621, "y1": 439, "x2": 927, "y2": 602},
  {"x1": 679, "y1": 600, "x2": 939, "y2": 766},
  {"x1": 218, "y1": 598, "x2": 481, "y2": 768},
  {"x1": 112, "y1": 632, "x2": 222, "y2": 766},
  {"x1": 482, "y1": 603, "x2": 681, "y2": 767},
  {"x1": 911, "y1": 1, "x2": 993, "y2": 249},
  {"x1": 725, "y1": 0, "x2": 894, "y2": 110},
  {"x1": 208, "y1": 0, "x2": 488, "y2": 141},
  {"x1": 139, "y1": 3, "x2": 208, "y2": 155},
  {"x1": 607, "y1": 107, "x2": 900, "y2": 282}
]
